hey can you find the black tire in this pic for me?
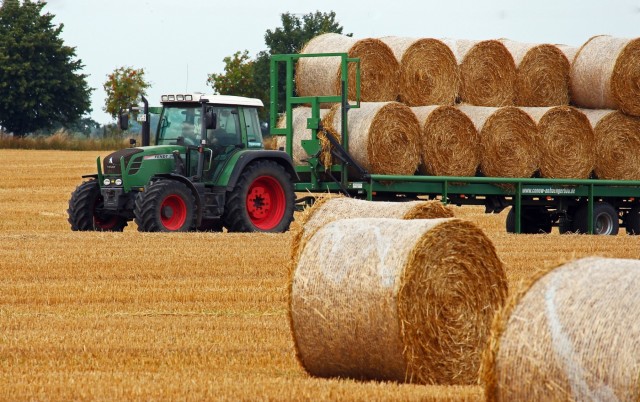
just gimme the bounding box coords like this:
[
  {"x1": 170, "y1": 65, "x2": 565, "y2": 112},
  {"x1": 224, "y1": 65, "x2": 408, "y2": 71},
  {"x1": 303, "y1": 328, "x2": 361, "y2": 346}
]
[
  {"x1": 134, "y1": 180, "x2": 196, "y2": 232},
  {"x1": 626, "y1": 206, "x2": 640, "y2": 235},
  {"x1": 573, "y1": 202, "x2": 619, "y2": 235},
  {"x1": 67, "y1": 180, "x2": 127, "y2": 231},
  {"x1": 505, "y1": 206, "x2": 552, "y2": 234},
  {"x1": 223, "y1": 160, "x2": 295, "y2": 233}
]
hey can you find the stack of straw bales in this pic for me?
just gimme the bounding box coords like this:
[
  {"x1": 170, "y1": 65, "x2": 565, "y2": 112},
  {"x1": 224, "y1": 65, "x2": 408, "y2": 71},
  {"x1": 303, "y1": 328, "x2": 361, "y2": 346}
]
[
  {"x1": 571, "y1": 36, "x2": 640, "y2": 116},
  {"x1": 296, "y1": 33, "x2": 399, "y2": 103},
  {"x1": 290, "y1": 216, "x2": 508, "y2": 385},
  {"x1": 380, "y1": 37, "x2": 459, "y2": 106},
  {"x1": 321, "y1": 102, "x2": 421, "y2": 175},
  {"x1": 457, "y1": 104, "x2": 539, "y2": 179},
  {"x1": 500, "y1": 39, "x2": 571, "y2": 106},
  {"x1": 411, "y1": 106, "x2": 479, "y2": 177},
  {"x1": 483, "y1": 257, "x2": 640, "y2": 401}
]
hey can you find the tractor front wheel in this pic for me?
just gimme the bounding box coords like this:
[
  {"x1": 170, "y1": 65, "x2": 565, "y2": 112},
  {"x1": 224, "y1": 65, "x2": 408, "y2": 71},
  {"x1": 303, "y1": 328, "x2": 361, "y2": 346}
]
[
  {"x1": 223, "y1": 160, "x2": 295, "y2": 232},
  {"x1": 134, "y1": 180, "x2": 196, "y2": 232},
  {"x1": 67, "y1": 179, "x2": 127, "y2": 231}
]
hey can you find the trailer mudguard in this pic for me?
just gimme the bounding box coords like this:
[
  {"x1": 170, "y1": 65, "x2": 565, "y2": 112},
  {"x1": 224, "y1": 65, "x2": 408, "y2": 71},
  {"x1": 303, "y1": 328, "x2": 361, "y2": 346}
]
[{"x1": 218, "y1": 150, "x2": 298, "y2": 191}]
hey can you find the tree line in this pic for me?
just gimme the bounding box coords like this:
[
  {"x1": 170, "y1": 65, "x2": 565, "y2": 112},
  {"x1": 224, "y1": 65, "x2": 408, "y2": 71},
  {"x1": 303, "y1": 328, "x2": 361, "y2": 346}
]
[{"x1": 0, "y1": 0, "x2": 347, "y2": 137}]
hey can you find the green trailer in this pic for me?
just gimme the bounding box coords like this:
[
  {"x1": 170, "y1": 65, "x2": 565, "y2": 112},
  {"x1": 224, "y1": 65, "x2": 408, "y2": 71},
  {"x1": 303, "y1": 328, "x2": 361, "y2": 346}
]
[{"x1": 269, "y1": 53, "x2": 640, "y2": 235}]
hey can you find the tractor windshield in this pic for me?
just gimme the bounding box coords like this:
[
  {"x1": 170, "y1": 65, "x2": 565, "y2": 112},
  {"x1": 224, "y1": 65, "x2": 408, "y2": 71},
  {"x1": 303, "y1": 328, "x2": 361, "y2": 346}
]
[{"x1": 157, "y1": 105, "x2": 201, "y2": 146}]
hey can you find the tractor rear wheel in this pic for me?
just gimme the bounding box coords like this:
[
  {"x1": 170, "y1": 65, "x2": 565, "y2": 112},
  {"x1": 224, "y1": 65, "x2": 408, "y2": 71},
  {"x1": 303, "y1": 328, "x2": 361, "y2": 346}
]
[
  {"x1": 134, "y1": 180, "x2": 196, "y2": 232},
  {"x1": 223, "y1": 160, "x2": 295, "y2": 232},
  {"x1": 67, "y1": 179, "x2": 127, "y2": 231}
]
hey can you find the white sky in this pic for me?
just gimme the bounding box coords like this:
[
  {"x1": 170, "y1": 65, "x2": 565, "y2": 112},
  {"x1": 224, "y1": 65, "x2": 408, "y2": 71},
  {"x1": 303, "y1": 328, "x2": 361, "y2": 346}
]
[{"x1": 43, "y1": 0, "x2": 640, "y2": 124}]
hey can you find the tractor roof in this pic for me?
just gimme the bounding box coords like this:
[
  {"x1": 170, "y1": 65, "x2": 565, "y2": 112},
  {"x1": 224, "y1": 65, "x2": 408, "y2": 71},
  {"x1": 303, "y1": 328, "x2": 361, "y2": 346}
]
[{"x1": 160, "y1": 93, "x2": 263, "y2": 108}]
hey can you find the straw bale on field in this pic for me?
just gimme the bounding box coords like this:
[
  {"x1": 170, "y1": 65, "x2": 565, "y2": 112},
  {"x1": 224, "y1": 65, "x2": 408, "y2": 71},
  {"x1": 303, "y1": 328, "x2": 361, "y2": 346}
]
[
  {"x1": 581, "y1": 108, "x2": 640, "y2": 180},
  {"x1": 483, "y1": 257, "x2": 640, "y2": 402},
  {"x1": 571, "y1": 35, "x2": 640, "y2": 116},
  {"x1": 296, "y1": 33, "x2": 399, "y2": 103},
  {"x1": 290, "y1": 217, "x2": 507, "y2": 385},
  {"x1": 444, "y1": 39, "x2": 516, "y2": 107},
  {"x1": 556, "y1": 44, "x2": 580, "y2": 64},
  {"x1": 520, "y1": 106, "x2": 594, "y2": 178},
  {"x1": 321, "y1": 102, "x2": 421, "y2": 175},
  {"x1": 290, "y1": 197, "x2": 454, "y2": 270},
  {"x1": 457, "y1": 104, "x2": 539, "y2": 178},
  {"x1": 500, "y1": 40, "x2": 570, "y2": 106},
  {"x1": 412, "y1": 105, "x2": 480, "y2": 177},
  {"x1": 268, "y1": 107, "x2": 329, "y2": 166},
  {"x1": 380, "y1": 36, "x2": 459, "y2": 106}
]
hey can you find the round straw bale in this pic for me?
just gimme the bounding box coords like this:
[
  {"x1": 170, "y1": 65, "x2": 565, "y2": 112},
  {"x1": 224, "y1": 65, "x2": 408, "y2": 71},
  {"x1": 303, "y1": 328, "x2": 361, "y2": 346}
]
[
  {"x1": 571, "y1": 35, "x2": 640, "y2": 116},
  {"x1": 380, "y1": 36, "x2": 459, "y2": 106},
  {"x1": 290, "y1": 217, "x2": 508, "y2": 385},
  {"x1": 457, "y1": 104, "x2": 539, "y2": 178},
  {"x1": 272, "y1": 107, "x2": 329, "y2": 166},
  {"x1": 483, "y1": 257, "x2": 640, "y2": 401},
  {"x1": 291, "y1": 197, "x2": 454, "y2": 271},
  {"x1": 296, "y1": 33, "x2": 399, "y2": 103},
  {"x1": 500, "y1": 40, "x2": 570, "y2": 106},
  {"x1": 581, "y1": 109, "x2": 640, "y2": 180},
  {"x1": 321, "y1": 102, "x2": 421, "y2": 175},
  {"x1": 412, "y1": 105, "x2": 480, "y2": 176},
  {"x1": 444, "y1": 39, "x2": 516, "y2": 107},
  {"x1": 556, "y1": 44, "x2": 579, "y2": 64},
  {"x1": 520, "y1": 106, "x2": 594, "y2": 178}
]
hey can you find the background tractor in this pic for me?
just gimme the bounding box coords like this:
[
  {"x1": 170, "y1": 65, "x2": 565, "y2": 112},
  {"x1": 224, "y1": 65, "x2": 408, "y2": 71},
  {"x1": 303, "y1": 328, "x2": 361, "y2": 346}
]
[{"x1": 68, "y1": 94, "x2": 297, "y2": 232}]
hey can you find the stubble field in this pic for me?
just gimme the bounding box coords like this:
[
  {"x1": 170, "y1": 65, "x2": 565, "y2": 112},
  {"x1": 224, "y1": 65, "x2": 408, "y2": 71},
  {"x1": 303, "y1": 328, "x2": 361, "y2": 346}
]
[{"x1": 1, "y1": 149, "x2": 638, "y2": 401}]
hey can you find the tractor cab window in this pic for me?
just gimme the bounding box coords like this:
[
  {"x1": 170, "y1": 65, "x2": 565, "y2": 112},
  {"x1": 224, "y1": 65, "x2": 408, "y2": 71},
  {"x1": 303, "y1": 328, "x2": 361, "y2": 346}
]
[
  {"x1": 244, "y1": 107, "x2": 263, "y2": 147},
  {"x1": 211, "y1": 107, "x2": 241, "y2": 147},
  {"x1": 157, "y1": 105, "x2": 201, "y2": 146}
]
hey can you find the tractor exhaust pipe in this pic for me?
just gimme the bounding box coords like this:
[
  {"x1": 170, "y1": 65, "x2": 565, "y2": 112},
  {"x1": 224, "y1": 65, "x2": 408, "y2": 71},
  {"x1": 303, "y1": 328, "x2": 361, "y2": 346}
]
[{"x1": 141, "y1": 95, "x2": 150, "y2": 146}]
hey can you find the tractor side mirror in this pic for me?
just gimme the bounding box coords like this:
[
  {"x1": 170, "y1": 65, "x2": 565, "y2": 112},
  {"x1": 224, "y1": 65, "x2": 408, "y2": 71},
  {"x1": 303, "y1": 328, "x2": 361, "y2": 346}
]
[
  {"x1": 205, "y1": 111, "x2": 217, "y2": 130},
  {"x1": 118, "y1": 113, "x2": 129, "y2": 131}
]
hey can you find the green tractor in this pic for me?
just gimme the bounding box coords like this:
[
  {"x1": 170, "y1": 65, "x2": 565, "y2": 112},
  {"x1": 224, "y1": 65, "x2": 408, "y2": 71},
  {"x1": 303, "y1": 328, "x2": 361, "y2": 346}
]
[{"x1": 67, "y1": 94, "x2": 297, "y2": 232}]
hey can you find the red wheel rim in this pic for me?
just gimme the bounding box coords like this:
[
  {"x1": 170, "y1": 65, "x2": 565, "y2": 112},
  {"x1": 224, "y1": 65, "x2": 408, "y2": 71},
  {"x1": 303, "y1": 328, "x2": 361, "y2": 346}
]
[
  {"x1": 246, "y1": 175, "x2": 285, "y2": 230},
  {"x1": 160, "y1": 194, "x2": 187, "y2": 230}
]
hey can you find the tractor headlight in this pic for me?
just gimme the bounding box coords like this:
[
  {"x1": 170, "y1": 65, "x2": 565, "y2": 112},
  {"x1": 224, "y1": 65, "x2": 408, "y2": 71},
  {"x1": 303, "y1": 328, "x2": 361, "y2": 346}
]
[
  {"x1": 103, "y1": 178, "x2": 111, "y2": 186},
  {"x1": 115, "y1": 178, "x2": 123, "y2": 186}
]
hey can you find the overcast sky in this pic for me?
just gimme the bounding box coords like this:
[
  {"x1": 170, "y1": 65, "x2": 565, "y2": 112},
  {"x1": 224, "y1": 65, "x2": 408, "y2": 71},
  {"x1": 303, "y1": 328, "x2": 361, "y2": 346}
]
[{"x1": 43, "y1": 0, "x2": 640, "y2": 124}]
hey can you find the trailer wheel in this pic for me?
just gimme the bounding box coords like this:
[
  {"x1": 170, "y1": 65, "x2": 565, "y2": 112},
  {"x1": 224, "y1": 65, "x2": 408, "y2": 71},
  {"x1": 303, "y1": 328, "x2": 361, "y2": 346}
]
[
  {"x1": 134, "y1": 180, "x2": 196, "y2": 232},
  {"x1": 223, "y1": 160, "x2": 295, "y2": 232},
  {"x1": 573, "y1": 202, "x2": 619, "y2": 235},
  {"x1": 625, "y1": 206, "x2": 640, "y2": 235},
  {"x1": 68, "y1": 179, "x2": 127, "y2": 231},
  {"x1": 505, "y1": 206, "x2": 552, "y2": 234}
]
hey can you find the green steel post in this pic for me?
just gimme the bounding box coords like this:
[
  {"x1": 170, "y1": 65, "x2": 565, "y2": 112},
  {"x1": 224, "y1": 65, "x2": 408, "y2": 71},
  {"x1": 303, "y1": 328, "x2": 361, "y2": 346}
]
[
  {"x1": 340, "y1": 54, "x2": 349, "y2": 186},
  {"x1": 443, "y1": 180, "x2": 448, "y2": 204},
  {"x1": 285, "y1": 59, "x2": 294, "y2": 157},
  {"x1": 309, "y1": 97, "x2": 320, "y2": 189},
  {"x1": 515, "y1": 182, "x2": 522, "y2": 234},
  {"x1": 269, "y1": 58, "x2": 278, "y2": 136},
  {"x1": 588, "y1": 184, "x2": 594, "y2": 234}
]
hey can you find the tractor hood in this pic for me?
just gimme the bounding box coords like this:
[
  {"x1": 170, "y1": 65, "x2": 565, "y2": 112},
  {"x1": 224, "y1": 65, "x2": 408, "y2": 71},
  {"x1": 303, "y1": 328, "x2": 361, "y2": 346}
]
[{"x1": 102, "y1": 145, "x2": 181, "y2": 175}]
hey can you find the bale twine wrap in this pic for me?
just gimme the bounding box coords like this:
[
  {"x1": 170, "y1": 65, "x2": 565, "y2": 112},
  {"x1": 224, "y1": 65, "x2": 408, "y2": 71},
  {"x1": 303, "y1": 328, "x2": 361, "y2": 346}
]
[
  {"x1": 412, "y1": 105, "x2": 480, "y2": 177},
  {"x1": 321, "y1": 102, "x2": 421, "y2": 174},
  {"x1": 457, "y1": 104, "x2": 539, "y2": 178},
  {"x1": 380, "y1": 36, "x2": 459, "y2": 106},
  {"x1": 290, "y1": 197, "x2": 454, "y2": 271},
  {"x1": 482, "y1": 257, "x2": 640, "y2": 401},
  {"x1": 290, "y1": 217, "x2": 508, "y2": 385},
  {"x1": 520, "y1": 106, "x2": 594, "y2": 178},
  {"x1": 571, "y1": 35, "x2": 640, "y2": 116},
  {"x1": 500, "y1": 40, "x2": 571, "y2": 106},
  {"x1": 582, "y1": 109, "x2": 640, "y2": 180},
  {"x1": 272, "y1": 107, "x2": 329, "y2": 166},
  {"x1": 444, "y1": 39, "x2": 516, "y2": 107},
  {"x1": 296, "y1": 33, "x2": 399, "y2": 103}
]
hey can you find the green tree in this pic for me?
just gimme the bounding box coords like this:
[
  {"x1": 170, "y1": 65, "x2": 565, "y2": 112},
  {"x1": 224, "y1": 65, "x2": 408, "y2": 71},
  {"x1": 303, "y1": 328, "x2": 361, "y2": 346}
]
[
  {"x1": 207, "y1": 11, "x2": 349, "y2": 119},
  {"x1": 103, "y1": 66, "x2": 151, "y2": 120},
  {"x1": 0, "y1": 0, "x2": 92, "y2": 136}
]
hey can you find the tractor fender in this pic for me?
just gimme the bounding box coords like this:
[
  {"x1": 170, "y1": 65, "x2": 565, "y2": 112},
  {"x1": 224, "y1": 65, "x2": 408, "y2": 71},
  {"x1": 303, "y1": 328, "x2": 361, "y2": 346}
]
[
  {"x1": 151, "y1": 173, "x2": 205, "y2": 225},
  {"x1": 223, "y1": 150, "x2": 298, "y2": 191}
]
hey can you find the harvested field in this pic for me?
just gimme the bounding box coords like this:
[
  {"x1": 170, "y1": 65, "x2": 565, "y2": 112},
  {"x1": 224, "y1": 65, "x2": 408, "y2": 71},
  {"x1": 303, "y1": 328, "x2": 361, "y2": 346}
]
[{"x1": 1, "y1": 149, "x2": 639, "y2": 400}]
